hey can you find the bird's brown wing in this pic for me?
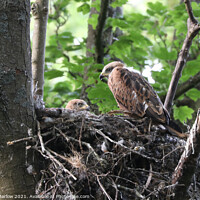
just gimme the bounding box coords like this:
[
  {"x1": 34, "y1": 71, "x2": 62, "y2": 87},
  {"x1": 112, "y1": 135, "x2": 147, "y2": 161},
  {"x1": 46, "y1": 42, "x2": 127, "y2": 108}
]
[{"x1": 108, "y1": 67, "x2": 168, "y2": 124}]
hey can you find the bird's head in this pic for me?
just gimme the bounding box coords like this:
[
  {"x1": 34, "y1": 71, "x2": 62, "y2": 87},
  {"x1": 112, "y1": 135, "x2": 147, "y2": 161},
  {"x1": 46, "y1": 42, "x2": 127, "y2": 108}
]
[
  {"x1": 65, "y1": 99, "x2": 90, "y2": 111},
  {"x1": 99, "y1": 61, "x2": 124, "y2": 83}
]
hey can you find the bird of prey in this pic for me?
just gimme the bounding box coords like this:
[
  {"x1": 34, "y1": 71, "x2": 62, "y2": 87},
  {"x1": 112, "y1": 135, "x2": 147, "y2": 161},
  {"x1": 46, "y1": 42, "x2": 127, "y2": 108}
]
[
  {"x1": 99, "y1": 61, "x2": 186, "y2": 138},
  {"x1": 65, "y1": 99, "x2": 90, "y2": 111}
]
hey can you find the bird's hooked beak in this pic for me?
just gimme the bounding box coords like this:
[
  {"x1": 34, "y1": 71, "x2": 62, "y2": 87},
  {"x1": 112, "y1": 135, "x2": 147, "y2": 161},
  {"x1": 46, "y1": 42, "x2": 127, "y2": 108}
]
[
  {"x1": 80, "y1": 104, "x2": 90, "y2": 111},
  {"x1": 99, "y1": 73, "x2": 108, "y2": 84}
]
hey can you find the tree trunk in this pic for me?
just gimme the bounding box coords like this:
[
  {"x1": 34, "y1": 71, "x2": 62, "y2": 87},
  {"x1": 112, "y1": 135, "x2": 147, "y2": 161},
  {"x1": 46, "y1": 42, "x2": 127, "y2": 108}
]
[{"x1": 0, "y1": 0, "x2": 36, "y2": 196}]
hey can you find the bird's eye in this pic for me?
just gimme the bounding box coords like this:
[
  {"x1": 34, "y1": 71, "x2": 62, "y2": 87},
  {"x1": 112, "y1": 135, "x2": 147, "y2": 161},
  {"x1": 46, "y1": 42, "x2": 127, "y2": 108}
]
[
  {"x1": 78, "y1": 102, "x2": 83, "y2": 107},
  {"x1": 106, "y1": 67, "x2": 113, "y2": 72}
]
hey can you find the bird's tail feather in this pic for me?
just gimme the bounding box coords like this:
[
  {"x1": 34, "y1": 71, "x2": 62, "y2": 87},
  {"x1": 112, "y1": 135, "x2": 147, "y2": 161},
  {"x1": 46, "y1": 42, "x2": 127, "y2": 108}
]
[{"x1": 165, "y1": 120, "x2": 187, "y2": 138}]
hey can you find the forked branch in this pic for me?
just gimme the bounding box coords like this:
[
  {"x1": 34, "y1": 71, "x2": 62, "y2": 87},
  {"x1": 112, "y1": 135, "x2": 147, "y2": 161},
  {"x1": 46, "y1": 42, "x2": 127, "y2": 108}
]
[{"x1": 164, "y1": 0, "x2": 200, "y2": 113}]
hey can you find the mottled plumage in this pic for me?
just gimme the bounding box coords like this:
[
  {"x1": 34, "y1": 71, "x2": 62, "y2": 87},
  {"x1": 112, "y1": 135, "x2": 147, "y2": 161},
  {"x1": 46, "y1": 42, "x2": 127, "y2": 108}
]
[
  {"x1": 99, "y1": 62, "x2": 188, "y2": 138},
  {"x1": 66, "y1": 99, "x2": 90, "y2": 111},
  {"x1": 100, "y1": 62, "x2": 169, "y2": 124},
  {"x1": 99, "y1": 61, "x2": 169, "y2": 124}
]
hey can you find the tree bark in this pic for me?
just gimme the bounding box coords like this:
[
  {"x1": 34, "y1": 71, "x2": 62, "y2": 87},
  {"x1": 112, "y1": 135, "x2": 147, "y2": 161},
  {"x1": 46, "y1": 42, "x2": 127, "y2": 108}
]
[
  {"x1": 95, "y1": 0, "x2": 110, "y2": 63},
  {"x1": 0, "y1": 0, "x2": 36, "y2": 196},
  {"x1": 32, "y1": 0, "x2": 49, "y2": 98}
]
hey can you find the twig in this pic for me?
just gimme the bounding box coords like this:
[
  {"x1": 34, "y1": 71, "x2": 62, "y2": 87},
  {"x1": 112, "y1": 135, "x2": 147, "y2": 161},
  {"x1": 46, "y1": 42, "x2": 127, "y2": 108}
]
[
  {"x1": 79, "y1": 117, "x2": 85, "y2": 153},
  {"x1": 144, "y1": 163, "x2": 153, "y2": 190},
  {"x1": 7, "y1": 137, "x2": 34, "y2": 145},
  {"x1": 117, "y1": 185, "x2": 145, "y2": 199},
  {"x1": 37, "y1": 121, "x2": 45, "y2": 153},
  {"x1": 111, "y1": 179, "x2": 119, "y2": 200},
  {"x1": 47, "y1": 148, "x2": 69, "y2": 163},
  {"x1": 164, "y1": 0, "x2": 200, "y2": 113},
  {"x1": 96, "y1": 175, "x2": 113, "y2": 200},
  {"x1": 161, "y1": 146, "x2": 184, "y2": 161},
  {"x1": 36, "y1": 147, "x2": 77, "y2": 181},
  {"x1": 56, "y1": 127, "x2": 103, "y2": 163}
]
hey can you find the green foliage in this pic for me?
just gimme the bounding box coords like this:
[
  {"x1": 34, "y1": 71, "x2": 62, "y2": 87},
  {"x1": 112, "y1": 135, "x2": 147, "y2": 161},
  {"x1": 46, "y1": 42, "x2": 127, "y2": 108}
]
[
  {"x1": 181, "y1": 59, "x2": 200, "y2": 82},
  {"x1": 147, "y1": 2, "x2": 167, "y2": 16},
  {"x1": 88, "y1": 14, "x2": 99, "y2": 29},
  {"x1": 173, "y1": 105, "x2": 194, "y2": 123},
  {"x1": 77, "y1": 3, "x2": 90, "y2": 15},
  {"x1": 111, "y1": 0, "x2": 128, "y2": 8},
  {"x1": 45, "y1": 70, "x2": 64, "y2": 80},
  {"x1": 87, "y1": 81, "x2": 118, "y2": 113},
  {"x1": 41, "y1": 0, "x2": 200, "y2": 123},
  {"x1": 186, "y1": 88, "x2": 200, "y2": 101}
]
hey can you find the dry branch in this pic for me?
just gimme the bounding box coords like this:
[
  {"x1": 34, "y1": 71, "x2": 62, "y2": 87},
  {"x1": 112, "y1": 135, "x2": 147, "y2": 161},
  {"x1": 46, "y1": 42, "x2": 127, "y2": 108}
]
[{"x1": 164, "y1": 0, "x2": 200, "y2": 113}]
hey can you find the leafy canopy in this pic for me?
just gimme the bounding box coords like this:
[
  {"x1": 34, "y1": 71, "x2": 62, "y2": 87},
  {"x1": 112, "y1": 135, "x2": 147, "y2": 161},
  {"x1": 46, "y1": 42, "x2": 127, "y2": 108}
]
[{"x1": 40, "y1": 1, "x2": 200, "y2": 123}]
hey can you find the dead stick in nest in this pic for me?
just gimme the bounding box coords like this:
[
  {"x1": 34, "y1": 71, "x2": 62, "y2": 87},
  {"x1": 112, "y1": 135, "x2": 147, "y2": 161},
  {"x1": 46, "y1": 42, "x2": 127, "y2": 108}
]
[
  {"x1": 37, "y1": 121, "x2": 45, "y2": 153},
  {"x1": 35, "y1": 125, "x2": 77, "y2": 181},
  {"x1": 55, "y1": 127, "x2": 104, "y2": 163},
  {"x1": 7, "y1": 131, "x2": 53, "y2": 146},
  {"x1": 36, "y1": 147, "x2": 77, "y2": 181},
  {"x1": 7, "y1": 137, "x2": 34, "y2": 145},
  {"x1": 171, "y1": 109, "x2": 200, "y2": 199},
  {"x1": 96, "y1": 175, "x2": 112, "y2": 200},
  {"x1": 116, "y1": 185, "x2": 145, "y2": 199},
  {"x1": 144, "y1": 163, "x2": 153, "y2": 190}
]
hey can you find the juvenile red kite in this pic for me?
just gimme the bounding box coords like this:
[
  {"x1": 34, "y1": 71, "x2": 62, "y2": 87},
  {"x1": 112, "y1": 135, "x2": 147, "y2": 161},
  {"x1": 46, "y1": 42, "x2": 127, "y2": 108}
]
[
  {"x1": 66, "y1": 99, "x2": 90, "y2": 111},
  {"x1": 100, "y1": 61, "x2": 186, "y2": 138}
]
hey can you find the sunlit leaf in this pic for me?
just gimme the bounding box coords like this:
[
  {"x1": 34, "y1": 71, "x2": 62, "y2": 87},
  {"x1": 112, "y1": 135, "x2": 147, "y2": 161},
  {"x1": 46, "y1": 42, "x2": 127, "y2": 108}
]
[
  {"x1": 77, "y1": 3, "x2": 90, "y2": 15},
  {"x1": 111, "y1": 0, "x2": 128, "y2": 8},
  {"x1": 173, "y1": 106, "x2": 194, "y2": 123},
  {"x1": 88, "y1": 14, "x2": 98, "y2": 29},
  {"x1": 186, "y1": 88, "x2": 200, "y2": 101}
]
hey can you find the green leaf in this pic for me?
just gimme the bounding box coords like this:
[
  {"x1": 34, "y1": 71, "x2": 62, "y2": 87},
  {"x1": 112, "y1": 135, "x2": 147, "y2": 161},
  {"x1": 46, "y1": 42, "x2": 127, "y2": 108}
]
[
  {"x1": 181, "y1": 60, "x2": 200, "y2": 81},
  {"x1": 45, "y1": 46, "x2": 63, "y2": 60},
  {"x1": 111, "y1": 0, "x2": 128, "y2": 8},
  {"x1": 87, "y1": 81, "x2": 118, "y2": 113},
  {"x1": 77, "y1": 3, "x2": 90, "y2": 15},
  {"x1": 56, "y1": 32, "x2": 74, "y2": 43},
  {"x1": 45, "y1": 70, "x2": 64, "y2": 80},
  {"x1": 88, "y1": 14, "x2": 98, "y2": 29},
  {"x1": 74, "y1": 0, "x2": 90, "y2": 2},
  {"x1": 147, "y1": 2, "x2": 167, "y2": 16},
  {"x1": 91, "y1": 0, "x2": 100, "y2": 12},
  {"x1": 173, "y1": 105, "x2": 194, "y2": 123},
  {"x1": 52, "y1": 82, "x2": 71, "y2": 94},
  {"x1": 153, "y1": 47, "x2": 177, "y2": 60},
  {"x1": 110, "y1": 18, "x2": 130, "y2": 29},
  {"x1": 186, "y1": 88, "x2": 200, "y2": 101}
]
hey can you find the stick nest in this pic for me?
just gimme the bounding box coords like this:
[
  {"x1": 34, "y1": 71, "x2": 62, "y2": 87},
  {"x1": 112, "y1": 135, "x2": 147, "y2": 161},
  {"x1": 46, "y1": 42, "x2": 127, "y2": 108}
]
[{"x1": 33, "y1": 108, "x2": 188, "y2": 199}]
